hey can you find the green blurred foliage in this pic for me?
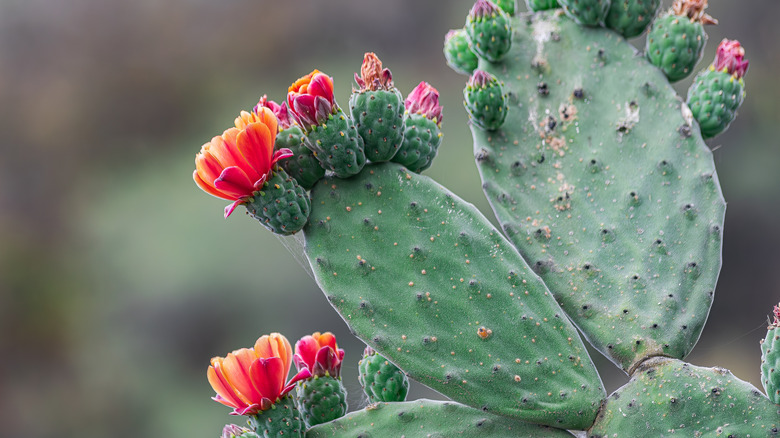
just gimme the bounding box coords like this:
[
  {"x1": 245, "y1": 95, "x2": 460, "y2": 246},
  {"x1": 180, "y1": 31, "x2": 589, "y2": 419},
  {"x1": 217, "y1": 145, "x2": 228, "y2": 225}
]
[{"x1": 0, "y1": 1, "x2": 778, "y2": 436}]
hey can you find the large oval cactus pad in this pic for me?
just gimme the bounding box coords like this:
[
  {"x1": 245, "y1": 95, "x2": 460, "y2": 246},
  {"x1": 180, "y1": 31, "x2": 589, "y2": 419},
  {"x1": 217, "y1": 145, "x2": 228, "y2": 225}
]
[
  {"x1": 306, "y1": 399, "x2": 576, "y2": 437},
  {"x1": 471, "y1": 11, "x2": 725, "y2": 372},
  {"x1": 589, "y1": 358, "x2": 780, "y2": 436},
  {"x1": 304, "y1": 163, "x2": 604, "y2": 429}
]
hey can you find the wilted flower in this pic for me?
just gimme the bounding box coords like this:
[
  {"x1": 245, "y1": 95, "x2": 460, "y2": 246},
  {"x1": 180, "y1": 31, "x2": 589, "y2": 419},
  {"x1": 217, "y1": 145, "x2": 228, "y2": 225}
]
[
  {"x1": 207, "y1": 333, "x2": 311, "y2": 416},
  {"x1": 405, "y1": 81, "x2": 443, "y2": 125},
  {"x1": 287, "y1": 70, "x2": 337, "y2": 130},
  {"x1": 293, "y1": 332, "x2": 345, "y2": 378},
  {"x1": 713, "y1": 39, "x2": 748, "y2": 79},
  {"x1": 193, "y1": 108, "x2": 293, "y2": 218},
  {"x1": 354, "y1": 52, "x2": 394, "y2": 92}
]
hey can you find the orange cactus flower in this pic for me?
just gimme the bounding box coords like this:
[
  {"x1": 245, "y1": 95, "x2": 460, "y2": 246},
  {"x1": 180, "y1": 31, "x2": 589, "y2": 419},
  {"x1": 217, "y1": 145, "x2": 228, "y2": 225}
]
[
  {"x1": 193, "y1": 107, "x2": 293, "y2": 218},
  {"x1": 287, "y1": 70, "x2": 336, "y2": 130},
  {"x1": 293, "y1": 331, "x2": 345, "y2": 378},
  {"x1": 207, "y1": 333, "x2": 311, "y2": 416}
]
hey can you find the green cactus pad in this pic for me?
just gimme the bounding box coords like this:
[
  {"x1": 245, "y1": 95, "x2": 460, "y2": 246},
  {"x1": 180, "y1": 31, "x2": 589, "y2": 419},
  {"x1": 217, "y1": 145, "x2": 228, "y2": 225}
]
[
  {"x1": 558, "y1": 0, "x2": 610, "y2": 27},
  {"x1": 589, "y1": 357, "x2": 780, "y2": 436},
  {"x1": 248, "y1": 394, "x2": 305, "y2": 438},
  {"x1": 246, "y1": 169, "x2": 311, "y2": 235},
  {"x1": 444, "y1": 28, "x2": 480, "y2": 76},
  {"x1": 761, "y1": 325, "x2": 780, "y2": 404},
  {"x1": 470, "y1": 11, "x2": 725, "y2": 372},
  {"x1": 605, "y1": 0, "x2": 660, "y2": 38},
  {"x1": 390, "y1": 113, "x2": 442, "y2": 173},
  {"x1": 526, "y1": 0, "x2": 561, "y2": 11},
  {"x1": 305, "y1": 399, "x2": 577, "y2": 437},
  {"x1": 646, "y1": 12, "x2": 707, "y2": 82},
  {"x1": 466, "y1": 6, "x2": 513, "y2": 62},
  {"x1": 295, "y1": 376, "x2": 347, "y2": 428},
  {"x1": 464, "y1": 74, "x2": 507, "y2": 131},
  {"x1": 358, "y1": 349, "x2": 410, "y2": 403},
  {"x1": 496, "y1": 0, "x2": 516, "y2": 15},
  {"x1": 304, "y1": 108, "x2": 366, "y2": 178},
  {"x1": 687, "y1": 68, "x2": 745, "y2": 139},
  {"x1": 303, "y1": 162, "x2": 604, "y2": 429},
  {"x1": 277, "y1": 126, "x2": 325, "y2": 190},
  {"x1": 349, "y1": 89, "x2": 406, "y2": 163}
]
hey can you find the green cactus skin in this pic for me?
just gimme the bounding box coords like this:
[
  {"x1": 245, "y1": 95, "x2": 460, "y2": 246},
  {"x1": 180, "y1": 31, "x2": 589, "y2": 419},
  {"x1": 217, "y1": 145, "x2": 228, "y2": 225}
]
[
  {"x1": 761, "y1": 325, "x2": 780, "y2": 404},
  {"x1": 469, "y1": 12, "x2": 724, "y2": 373},
  {"x1": 305, "y1": 399, "x2": 577, "y2": 437},
  {"x1": 295, "y1": 376, "x2": 347, "y2": 428},
  {"x1": 303, "y1": 162, "x2": 605, "y2": 429},
  {"x1": 247, "y1": 394, "x2": 305, "y2": 438},
  {"x1": 303, "y1": 108, "x2": 366, "y2": 178},
  {"x1": 349, "y1": 89, "x2": 406, "y2": 163},
  {"x1": 463, "y1": 73, "x2": 508, "y2": 131},
  {"x1": 495, "y1": 0, "x2": 516, "y2": 15},
  {"x1": 605, "y1": 0, "x2": 660, "y2": 38},
  {"x1": 465, "y1": 6, "x2": 513, "y2": 63},
  {"x1": 246, "y1": 169, "x2": 311, "y2": 236},
  {"x1": 526, "y1": 0, "x2": 561, "y2": 11},
  {"x1": 390, "y1": 113, "x2": 442, "y2": 173},
  {"x1": 276, "y1": 126, "x2": 325, "y2": 191},
  {"x1": 646, "y1": 12, "x2": 707, "y2": 82},
  {"x1": 558, "y1": 0, "x2": 611, "y2": 27},
  {"x1": 444, "y1": 28, "x2": 479, "y2": 76},
  {"x1": 589, "y1": 357, "x2": 780, "y2": 437},
  {"x1": 687, "y1": 68, "x2": 745, "y2": 139},
  {"x1": 358, "y1": 348, "x2": 410, "y2": 403}
]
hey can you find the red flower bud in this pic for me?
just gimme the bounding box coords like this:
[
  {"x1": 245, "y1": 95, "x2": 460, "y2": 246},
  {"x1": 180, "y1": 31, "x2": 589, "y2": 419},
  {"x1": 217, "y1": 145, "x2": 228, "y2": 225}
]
[
  {"x1": 405, "y1": 81, "x2": 443, "y2": 125},
  {"x1": 293, "y1": 332, "x2": 345, "y2": 378},
  {"x1": 253, "y1": 96, "x2": 296, "y2": 131},
  {"x1": 714, "y1": 39, "x2": 749, "y2": 79},
  {"x1": 287, "y1": 70, "x2": 337, "y2": 130}
]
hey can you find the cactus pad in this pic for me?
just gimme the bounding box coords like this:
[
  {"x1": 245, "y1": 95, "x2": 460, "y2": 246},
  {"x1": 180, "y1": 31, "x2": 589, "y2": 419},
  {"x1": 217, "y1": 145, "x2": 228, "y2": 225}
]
[
  {"x1": 276, "y1": 126, "x2": 325, "y2": 190},
  {"x1": 305, "y1": 399, "x2": 576, "y2": 437},
  {"x1": 605, "y1": 0, "x2": 660, "y2": 38},
  {"x1": 246, "y1": 169, "x2": 311, "y2": 235},
  {"x1": 295, "y1": 376, "x2": 347, "y2": 427},
  {"x1": 358, "y1": 347, "x2": 410, "y2": 403},
  {"x1": 247, "y1": 394, "x2": 305, "y2": 438},
  {"x1": 646, "y1": 11, "x2": 707, "y2": 82},
  {"x1": 350, "y1": 89, "x2": 406, "y2": 163},
  {"x1": 391, "y1": 113, "x2": 442, "y2": 173},
  {"x1": 467, "y1": 11, "x2": 725, "y2": 372},
  {"x1": 589, "y1": 357, "x2": 780, "y2": 436},
  {"x1": 303, "y1": 162, "x2": 604, "y2": 429}
]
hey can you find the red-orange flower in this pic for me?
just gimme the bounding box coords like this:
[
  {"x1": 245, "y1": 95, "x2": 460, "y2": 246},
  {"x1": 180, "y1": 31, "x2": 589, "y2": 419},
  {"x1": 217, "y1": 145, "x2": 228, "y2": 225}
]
[
  {"x1": 287, "y1": 70, "x2": 337, "y2": 130},
  {"x1": 293, "y1": 332, "x2": 345, "y2": 378},
  {"x1": 193, "y1": 107, "x2": 293, "y2": 218},
  {"x1": 207, "y1": 333, "x2": 311, "y2": 416}
]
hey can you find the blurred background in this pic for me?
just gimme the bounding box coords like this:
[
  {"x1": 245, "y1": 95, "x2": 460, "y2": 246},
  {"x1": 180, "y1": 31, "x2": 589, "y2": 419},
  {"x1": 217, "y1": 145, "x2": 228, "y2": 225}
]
[{"x1": 1, "y1": 0, "x2": 778, "y2": 436}]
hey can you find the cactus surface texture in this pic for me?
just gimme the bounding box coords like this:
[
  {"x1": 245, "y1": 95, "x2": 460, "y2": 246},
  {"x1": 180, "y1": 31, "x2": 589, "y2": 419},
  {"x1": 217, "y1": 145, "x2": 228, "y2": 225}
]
[
  {"x1": 295, "y1": 376, "x2": 347, "y2": 428},
  {"x1": 303, "y1": 109, "x2": 366, "y2": 178},
  {"x1": 246, "y1": 169, "x2": 311, "y2": 236},
  {"x1": 466, "y1": 0, "x2": 513, "y2": 63},
  {"x1": 526, "y1": 0, "x2": 561, "y2": 11},
  {"x1": 589, "y1": 357, "x2": 780, "y2": 437},
  {"x1": 467, "y1": 11, "x2": 724, "y2": 373},
  {"x1": 276, "y1": 126, "x2": 324, "y2": 191},
  {"x1": 358, "y1": 347, "x2": 410, "y2": 403},
  {"x1": 646, "y1": 6, "x2": 710, "y2": 82},
  {"x1": 305, "y1": 399, "x2": 576, "y2": 438},
  {"x1": 558, "y1": 0, "x2": 611, "y2": 27},
  {"x1": 444, "y1": 29, "x2": 479, "y2": 76},
  {"x1": 303, "y1": 162, "x2": 604, "y2": 429},
  {"x1": 605, "y1": 0, "x2": 660, "y2": 38},
  {"x1": 247, "y1": 394, "x2": 306, "y2": 438},
  {"x1": 391, "y1": 113, "x2": 442, "y2": 173}
]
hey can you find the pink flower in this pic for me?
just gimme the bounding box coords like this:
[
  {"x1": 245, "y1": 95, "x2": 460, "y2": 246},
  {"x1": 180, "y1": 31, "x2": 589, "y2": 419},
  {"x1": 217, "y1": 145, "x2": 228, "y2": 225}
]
[
  {"x1": 293, "y1": 332, "x2": 345, "y2": 378},
  {"x1": 714, "y1": 39, "x2": 749, "y2": 79},
  {"x1": 287, "y1": 70, "x2": 337, "y2": 130},
  {"x1": 207, "y1": 333, "x2": 312, "y2": 416},
  {"x1": 405, "y1": 81, "x2": 443, "y2": 125}
]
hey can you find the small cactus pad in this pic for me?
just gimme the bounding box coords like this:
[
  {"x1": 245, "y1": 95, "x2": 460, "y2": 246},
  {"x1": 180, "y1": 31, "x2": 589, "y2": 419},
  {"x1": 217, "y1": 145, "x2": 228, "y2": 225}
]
[
  {"x1": 688, "y1": 69, "x2": 744, "y2": 139},
  {"x1": 469, "y1": 12, "x2": 724, "y2": 372},
  {"x1": 305, "y1": 399, "x2": 576, "y2": 438},
  {"x1": 358, "y1": 346, "x2": 410, "y2": 403},
  {"x1": 444, "y1": 29, "x2": 479, "y2": 76},
  {"x1": 761, "y1": 306, "x2": 780, "y2": 405},
  {"x1": 295, "y1": 376, "x2": 348, "y2": 427},
  {"x1": 276, "y1": 126, "x2": 325, "y2": 190},
  {"x1": 646, "y1": 7, "x2": 711, "y2": 82},
  {"x1": 246, "y1": 169, "x2": 311, "y2": 235},
  {"x1": 496, "y1": 0, "x2": 516, "y2": 15},
  {"x1": 526, "y1": 0, "x2": 561, "y2": 12},
  {"x1": 247, "y1": 394, "x2": 305, "y2": 438},
  {"x1": 558, "y1": 0, "x2": 610, "y2": 27},
  {"x1": 605, "y1": 0, "x2": 661, "y2": 38},
  {"x1": 303, "y1": 163, "x2": 604, "y2": 429},
  {"x1": 303, "y1": 108, "x2": 366, "y2": 178},
  {"x1": 350, "y1": 89, "x2": 405, "y2": 163},
  {"x1": 391, "y1": 113, "x2": 442, "y2": 173},
  {"x1": 589, "y1": 357, "x2": 780, "y2": 436},
  {"x1": 466, "y1": 0, "x2": 513, "y2": 63},
  {"x1": 464, "y1": 70, "x2": 508, "y2": 131}
]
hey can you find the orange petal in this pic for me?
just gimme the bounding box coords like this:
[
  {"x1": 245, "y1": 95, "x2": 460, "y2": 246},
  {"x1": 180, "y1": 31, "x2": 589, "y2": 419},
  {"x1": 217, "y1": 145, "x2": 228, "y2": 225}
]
[
  {"x1": 195, "y1": 146, "x2": 223, "y2": 185},
  {"x1": 249, "y1": 357, "x2": 286, "y2": 402},
  {"x1": 255, "y1": 333, "x2": 292, "y2": 372},
  {"x1": 207, "y1": 365, "x2": 246, "y2": 410},
  {"x1": 315, "y1": 332, "x2": 338, "y2": 351},
  {"x1": 237, "y1": 122, "x2": 274, "y2": 178},
  {"x1": 194, "y1": 170, "x2": 233, "y2": 200},
  {"x1": 254, "y1": 107, "x2": 278, "y2": 136},
  {"x1": 234, "y1": 111, "x2": 256, "y2": 130},
  {"x1": 222, "y1": 349, "x2": 263, "y2": 404}
]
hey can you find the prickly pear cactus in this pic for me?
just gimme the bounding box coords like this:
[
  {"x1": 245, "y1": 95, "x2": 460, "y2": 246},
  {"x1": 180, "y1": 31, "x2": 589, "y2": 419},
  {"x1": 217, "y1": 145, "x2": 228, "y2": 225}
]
[
  {"x1": 296, "y1": 376, "x2": 348, "y2": 427},
  {"x1": 305, "y1": 399, "x2": 577, "y2": 437},
  {"x1": 465, "y1": 0, "x2": 513, "y2": 63},
  {"x1": 558, "y1": 0, "x2": 611, "y2": 27},
  {"x1": 589, "y1": 357, "x2": 780, "y2": 436},
  {"x1": 762, "y1": 305, "x2": 780, "y2": 405},
  {"x1": 466, "y1": 11, "x2": 725, "y2": 373},
  {"x1": 526, "y1": 0, "x2": 561, "y2": 12},
  {"x1": 246, "y1": 169, "x2": 311, "y2": 236},
  {"x1": 276, "y1": 126, "x2": 324, "y2": 191},
  {"x1": 605, "y1": 0, "x2": 660, "y2": 38},
  {"x1": 248, "y1": 394, "x2": 306, "y2": 438},
  {"x1": 358, "y1": 346, "x2": 410, "y2": 403},
  {"x1": 444, "y1": 29, "x2": 479, "y2": 76},
  {"x1": 303, "y1": 162, "x2": 605, "y2": 429}
]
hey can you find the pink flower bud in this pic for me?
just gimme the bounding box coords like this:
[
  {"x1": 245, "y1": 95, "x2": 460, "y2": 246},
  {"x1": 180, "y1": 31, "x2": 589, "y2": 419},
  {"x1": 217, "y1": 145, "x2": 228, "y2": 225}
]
[
  {"x1": 293, "y1": 332, "x2": 345, "y2": 378},
  {"x1": 714, "y1": 39, "x2": 749, "y2": 79},
  {"x1": 470, "y1": 0, "x2": 500, "y2": 19},
  {"x1": 287, "y1": 70, "x2": 337, "y2": 130},
  {"x1": 405, "y1": 81, "x2": 443, "y2": 124}
]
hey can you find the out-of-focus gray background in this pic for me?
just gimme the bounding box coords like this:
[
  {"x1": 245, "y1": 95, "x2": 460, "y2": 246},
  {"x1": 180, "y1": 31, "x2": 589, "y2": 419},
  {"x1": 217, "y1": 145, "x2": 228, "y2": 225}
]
[{"x1": 1, "y1": 1, "x2": 778, "y2": 436}]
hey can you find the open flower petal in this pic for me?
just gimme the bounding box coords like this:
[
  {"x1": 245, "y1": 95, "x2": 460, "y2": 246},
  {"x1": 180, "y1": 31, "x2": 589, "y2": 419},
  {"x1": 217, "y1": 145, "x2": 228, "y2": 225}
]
[
  {"x1": 236, "y1": 122, "x2": 274, "y2": 179},
  {"x1": 214, "y1": 166, "x2": 255, "y2": 199},
  {"x1": 248, "y1": 357, "x2": 285, "y2": 403}
]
